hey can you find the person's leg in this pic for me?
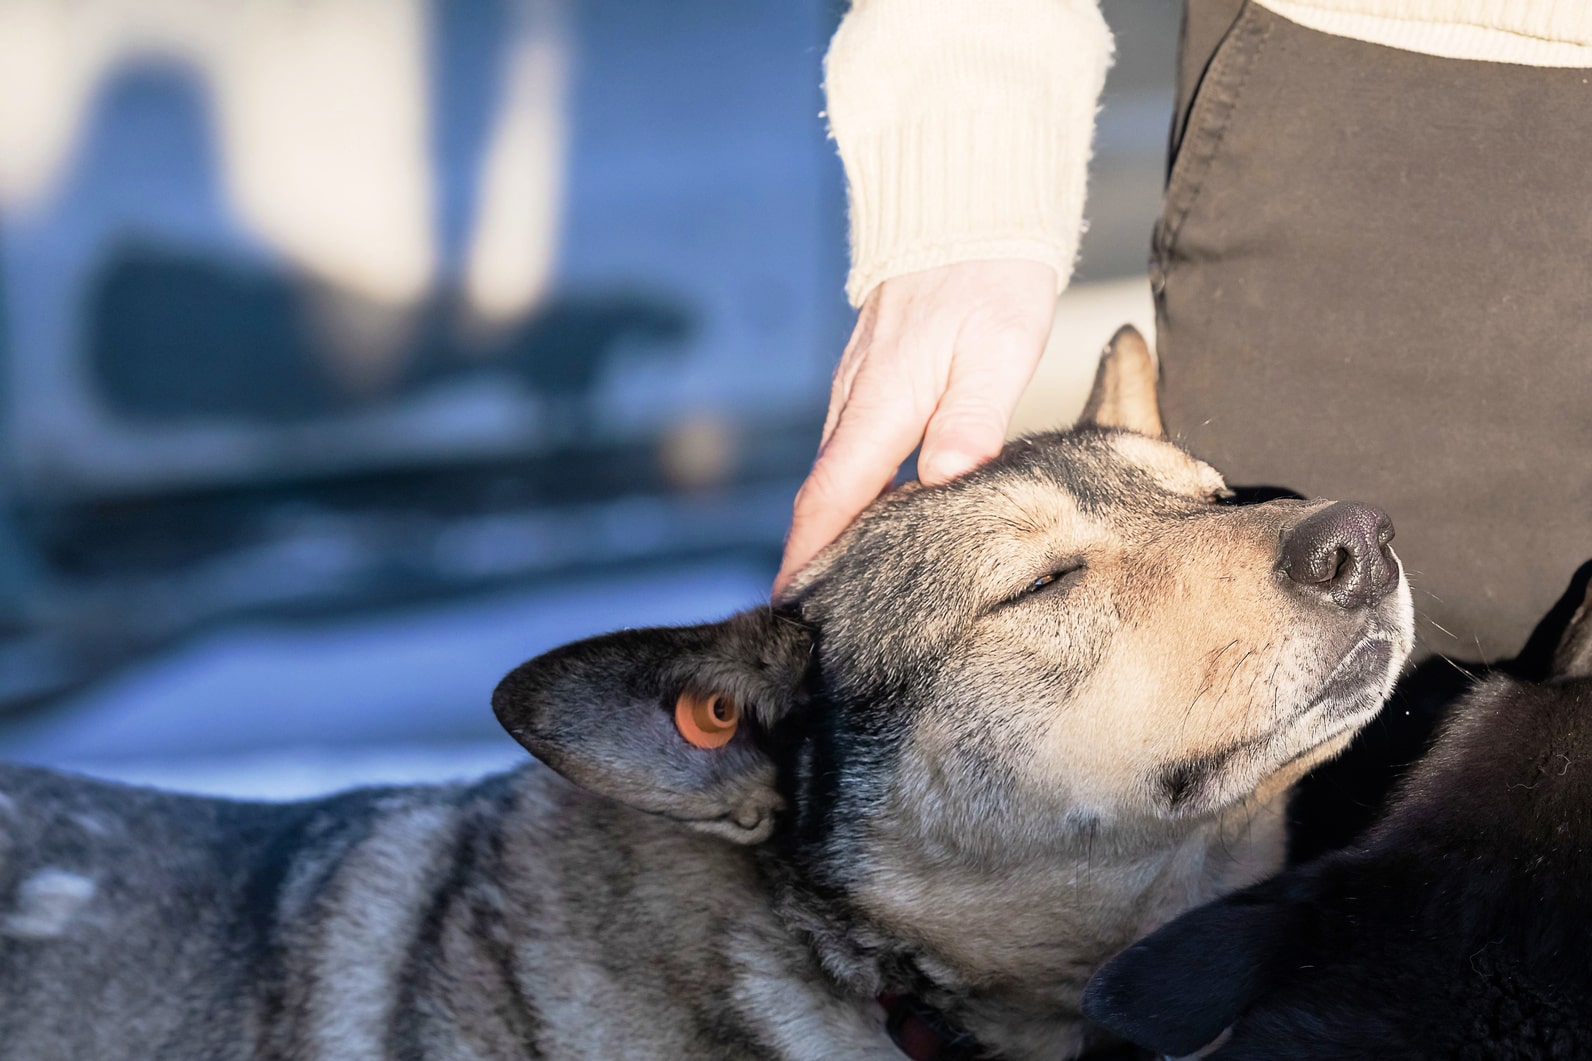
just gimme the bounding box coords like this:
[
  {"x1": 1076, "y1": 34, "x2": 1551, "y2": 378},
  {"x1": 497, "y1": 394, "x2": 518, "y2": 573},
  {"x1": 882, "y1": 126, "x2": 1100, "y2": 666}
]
[{"x1": 1157, "y1": 0, "x2": 1592, "y2": 670}]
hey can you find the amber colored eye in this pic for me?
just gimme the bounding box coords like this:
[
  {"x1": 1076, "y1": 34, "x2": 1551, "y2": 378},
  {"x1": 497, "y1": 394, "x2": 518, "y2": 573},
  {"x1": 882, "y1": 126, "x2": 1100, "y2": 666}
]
[
  {"x1": 1029, "y1": 574, "x2": 1058, "y2": 592},
  {"x1": 675, "y1": 691, "x2": 740, "y2": 749}
]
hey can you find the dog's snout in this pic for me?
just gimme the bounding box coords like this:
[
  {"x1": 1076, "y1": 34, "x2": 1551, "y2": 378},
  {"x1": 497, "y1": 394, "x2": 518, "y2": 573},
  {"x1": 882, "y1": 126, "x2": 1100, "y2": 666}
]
[{"x1": 1281, "y1": 502, "x2": 1397, "y2": 609}]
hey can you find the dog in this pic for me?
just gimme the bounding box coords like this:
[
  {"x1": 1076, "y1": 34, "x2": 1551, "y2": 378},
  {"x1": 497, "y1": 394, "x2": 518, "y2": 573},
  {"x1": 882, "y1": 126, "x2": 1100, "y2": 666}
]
[
  {"x1": 0, "y1": 327, "x2": 1412, "y2": 1060},
  {"x1": 1083, "y1": 574, "x2": 1592, "y2": 1059}
]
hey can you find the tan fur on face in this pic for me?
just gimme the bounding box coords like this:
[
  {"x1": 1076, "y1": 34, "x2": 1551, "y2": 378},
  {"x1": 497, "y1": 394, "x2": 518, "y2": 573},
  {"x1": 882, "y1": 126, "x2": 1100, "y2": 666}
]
[
  {"x1": 1107, "y1": 433, "x2": 1226, "y2": 501},
  {"x1": 890, "y1": 436, "x2": 1410, "y2": 825}
]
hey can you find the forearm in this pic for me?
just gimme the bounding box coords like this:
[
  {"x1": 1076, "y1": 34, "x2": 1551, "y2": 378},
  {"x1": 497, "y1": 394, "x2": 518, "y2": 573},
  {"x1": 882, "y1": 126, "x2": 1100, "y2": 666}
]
[{"x1": 824, "y1": 0, "x2": 1113, "y2": 306}]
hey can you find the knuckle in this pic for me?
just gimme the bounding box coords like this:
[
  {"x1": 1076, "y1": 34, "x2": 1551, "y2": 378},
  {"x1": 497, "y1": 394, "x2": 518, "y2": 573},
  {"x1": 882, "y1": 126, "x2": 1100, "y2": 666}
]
[
  {"x1": 841, "y1": 376, "x2": 921, "y2": 425},
  {"x1": 935, "y1": 393, "x2": 1011, "y2": 435},
  {"x1": 959, "y1": 301, "x2": 1050, "y2": 351}
]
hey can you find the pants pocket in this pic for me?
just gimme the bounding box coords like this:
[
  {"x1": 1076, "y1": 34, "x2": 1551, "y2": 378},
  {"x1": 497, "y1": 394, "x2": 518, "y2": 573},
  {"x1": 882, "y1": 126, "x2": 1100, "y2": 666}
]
[{"x1": 1152, "y1": 1, "x2": 1273, "y2": 292}]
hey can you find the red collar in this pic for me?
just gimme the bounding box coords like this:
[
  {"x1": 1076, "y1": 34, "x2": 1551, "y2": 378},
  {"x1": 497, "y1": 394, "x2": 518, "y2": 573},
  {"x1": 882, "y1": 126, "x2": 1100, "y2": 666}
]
[
  {"x1": 881, "y1": 994, "x2": 1145, "y2": 1061},
  {"x1": 879, "y1": 993, "x2": 973, "y2": 1061}
]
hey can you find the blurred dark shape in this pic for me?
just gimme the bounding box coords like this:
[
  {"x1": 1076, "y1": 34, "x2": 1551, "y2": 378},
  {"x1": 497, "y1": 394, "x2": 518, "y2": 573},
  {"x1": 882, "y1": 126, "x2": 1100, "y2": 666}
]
[
  {"x1": 90, "y1": 244, "x2": 692, "y2": 429},
  {"x1": 1, "y1": 411, "x2": 814, "y2": 718}
]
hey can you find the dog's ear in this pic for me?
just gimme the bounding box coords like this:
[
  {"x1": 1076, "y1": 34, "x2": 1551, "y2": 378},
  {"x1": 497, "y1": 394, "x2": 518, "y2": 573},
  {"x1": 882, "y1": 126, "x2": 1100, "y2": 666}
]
[
  {"x1": 1083, "y1": 885, "x2": 1297, "y2": 1057},
  {"x1": 491, "y1": 609, "x2": 811, "y2": 844},
  {"x1": 1078, "y1": 324, "x2": 1164, "y2": 437},
  {"x1": 1552, "y1": 572, "x2": 1592, "y2": 680}
]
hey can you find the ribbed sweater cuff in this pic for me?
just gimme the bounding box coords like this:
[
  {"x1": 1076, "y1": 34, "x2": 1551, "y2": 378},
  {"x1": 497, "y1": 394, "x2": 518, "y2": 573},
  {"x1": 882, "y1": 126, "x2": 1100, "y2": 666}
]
[
  {"x1": 824, "y1": 0, "x2": 1112, "y2": 307},
  {"x1": 840, "y1": 109, "x2": 1087, "y2": 305}
]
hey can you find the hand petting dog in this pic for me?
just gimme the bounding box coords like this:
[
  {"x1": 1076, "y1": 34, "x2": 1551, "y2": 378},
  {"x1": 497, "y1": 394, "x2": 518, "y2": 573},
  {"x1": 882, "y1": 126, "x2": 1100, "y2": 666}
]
[{"x1": 776, "y1": 259, "x2": 1056, "y2": 596}]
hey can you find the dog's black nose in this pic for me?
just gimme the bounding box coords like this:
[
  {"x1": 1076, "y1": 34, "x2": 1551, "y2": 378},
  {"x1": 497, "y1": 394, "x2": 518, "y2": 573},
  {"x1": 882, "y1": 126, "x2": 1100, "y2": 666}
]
[{"x1": 1282, "y1": 502, "x2": 1397, "y2": 608}]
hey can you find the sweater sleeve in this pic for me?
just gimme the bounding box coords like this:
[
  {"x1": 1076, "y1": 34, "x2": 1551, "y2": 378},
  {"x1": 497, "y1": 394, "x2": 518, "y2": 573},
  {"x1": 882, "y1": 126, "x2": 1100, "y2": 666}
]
[{"x1": 824, "y1": 0, "x2": 1114, "y2": 306}]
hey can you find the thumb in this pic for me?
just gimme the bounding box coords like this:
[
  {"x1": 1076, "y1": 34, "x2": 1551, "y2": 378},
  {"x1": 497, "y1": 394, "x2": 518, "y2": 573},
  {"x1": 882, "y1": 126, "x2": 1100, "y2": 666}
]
[
  {"x1": 917, "y1": 349, "x2": 1038, "y2": 485},
  {"x1": 916, "y1": 395, "x2": 1008, "y2": 485}
]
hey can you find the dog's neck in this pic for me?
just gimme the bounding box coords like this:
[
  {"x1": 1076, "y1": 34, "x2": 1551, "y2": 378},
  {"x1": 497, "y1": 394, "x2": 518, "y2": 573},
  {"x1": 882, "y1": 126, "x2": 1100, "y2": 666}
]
[{"x1": 765, "y1": 788, "x2": 1288, "y2": 1060}]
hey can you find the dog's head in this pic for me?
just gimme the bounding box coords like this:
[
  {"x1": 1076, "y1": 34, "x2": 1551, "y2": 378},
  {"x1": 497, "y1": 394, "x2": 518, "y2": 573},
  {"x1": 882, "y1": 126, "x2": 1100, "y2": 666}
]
[
  {"x1": 1082, "y1": 572, "x2": 1592, "y2": 1059},
  {"x1": 492, "y1": 326, "x2": 1413, "y2": 1046}
]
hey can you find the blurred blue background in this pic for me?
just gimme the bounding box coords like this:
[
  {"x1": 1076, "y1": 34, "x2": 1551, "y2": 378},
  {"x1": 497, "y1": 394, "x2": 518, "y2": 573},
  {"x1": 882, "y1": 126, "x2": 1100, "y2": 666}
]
[{"x1": 0, "y1": 0, "x2": 1178, "y2": 797}]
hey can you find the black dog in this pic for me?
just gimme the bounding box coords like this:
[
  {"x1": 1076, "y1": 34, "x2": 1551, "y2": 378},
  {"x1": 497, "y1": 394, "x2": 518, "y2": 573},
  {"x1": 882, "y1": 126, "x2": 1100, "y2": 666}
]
[{"x1": 1083, "y1": 575, "x2": 1592, "y2": 1059}]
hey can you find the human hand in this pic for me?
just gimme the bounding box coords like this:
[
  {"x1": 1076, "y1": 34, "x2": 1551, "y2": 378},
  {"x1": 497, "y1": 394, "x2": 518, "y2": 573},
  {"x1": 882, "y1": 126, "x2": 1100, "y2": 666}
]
[{"x1": 774, "y1": 259, "x2": 1057, "y2": 596}]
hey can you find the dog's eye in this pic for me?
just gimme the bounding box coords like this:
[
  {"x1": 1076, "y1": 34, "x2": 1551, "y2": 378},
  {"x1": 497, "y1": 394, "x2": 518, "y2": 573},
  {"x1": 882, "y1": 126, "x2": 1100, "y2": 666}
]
[
  {"x1": 1025, "y1": 563, "x2": 1084, "y2": 596},
  {"x1": 990, "y1": 562, "x2": 1085, "y2": 612},
  {"x1": 1207, "y1": 488, "x2": 1237, "y2": 505}
]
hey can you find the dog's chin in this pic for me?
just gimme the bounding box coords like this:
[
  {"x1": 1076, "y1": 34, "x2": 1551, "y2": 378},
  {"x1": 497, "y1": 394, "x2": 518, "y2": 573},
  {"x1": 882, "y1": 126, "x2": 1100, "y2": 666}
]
[
  {"x1": 1308, "y1": 638, "x2": 1397, "y2": 723},
  {"x1": 1172, "y1": 626, "x2": 1412, "y2": 820},
  {"x1": 1285, "y1": 576, "x2": 1416, "y2": 750},
  {"x1": 1271, "y1": 628, "x2": 1410, "y2": 768}
]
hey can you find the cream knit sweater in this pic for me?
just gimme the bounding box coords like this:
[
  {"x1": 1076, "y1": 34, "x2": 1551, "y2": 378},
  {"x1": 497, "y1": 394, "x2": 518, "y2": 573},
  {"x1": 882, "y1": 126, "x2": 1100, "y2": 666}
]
[{"x1": 826, "y1": 0, "x2": 1592, "y2": 306}]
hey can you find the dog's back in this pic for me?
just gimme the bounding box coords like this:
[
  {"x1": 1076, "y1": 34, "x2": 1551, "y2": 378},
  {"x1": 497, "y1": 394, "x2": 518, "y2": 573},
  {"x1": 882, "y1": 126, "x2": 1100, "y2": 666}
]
[
  {"x1": 0, "y1": 758, "x2": 840, "y2": 1060},
  {"x1": 0, "y1": 762, "x2": 522, "y2": 1059}
]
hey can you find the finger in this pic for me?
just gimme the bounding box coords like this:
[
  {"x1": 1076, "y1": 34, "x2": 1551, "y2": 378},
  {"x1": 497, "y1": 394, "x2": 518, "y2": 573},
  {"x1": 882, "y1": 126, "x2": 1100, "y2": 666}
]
[
  {"x1": 774, "y1": 394, "x2": 924, "y2": 597},
  {"x1": 916, "y1": 330, "x2": 1044, "y2": 485}
]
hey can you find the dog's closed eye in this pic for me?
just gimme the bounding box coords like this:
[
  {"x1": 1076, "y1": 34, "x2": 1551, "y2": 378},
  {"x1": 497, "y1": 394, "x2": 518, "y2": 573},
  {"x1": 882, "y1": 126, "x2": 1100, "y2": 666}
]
[
  {"x1": 993, "y1": 562, "x2": 1086, "y2": 611},
  {"x1": 1028, "y1": 569, "x2": 1076, "y2": 592}
]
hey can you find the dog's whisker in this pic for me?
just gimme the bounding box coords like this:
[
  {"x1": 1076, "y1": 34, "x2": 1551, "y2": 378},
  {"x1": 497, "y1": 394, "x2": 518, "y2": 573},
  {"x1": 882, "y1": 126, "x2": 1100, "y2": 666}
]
[
  {"x1": 1226, "y1": 650, "x2": 1254, "y2": 686},
  {"x1": 1470, "y1": 633, "x2": 1494, "y2": 668},
  {"x1": 1426, "y1": 651, "x2": 1479, "y2": 683},
  {"x1": 1422, "y1": 616, "x2": 1457, "y2": 639}
]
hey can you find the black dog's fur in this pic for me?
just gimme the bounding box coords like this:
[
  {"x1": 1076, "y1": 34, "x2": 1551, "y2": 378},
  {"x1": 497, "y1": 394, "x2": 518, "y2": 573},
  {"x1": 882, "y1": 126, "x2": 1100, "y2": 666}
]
[{"x1": 1084, "y1": 573, "x2": 1592, "y2": 1059}]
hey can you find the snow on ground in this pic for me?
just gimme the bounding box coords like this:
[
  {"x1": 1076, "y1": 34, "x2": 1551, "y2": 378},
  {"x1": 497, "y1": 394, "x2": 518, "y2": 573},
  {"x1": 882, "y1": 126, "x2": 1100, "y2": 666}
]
[
  {"x1": 0, "y1": 559, "x2": 771, "y2": 800},
  {"x1": 61, "y1": 741, "x2": 528, "y2": 802}
]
